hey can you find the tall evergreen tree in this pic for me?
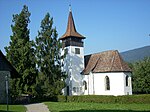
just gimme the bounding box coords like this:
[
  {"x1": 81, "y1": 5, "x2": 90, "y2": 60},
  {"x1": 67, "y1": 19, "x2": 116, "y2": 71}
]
[
  {"x1": 5, "y1": 5, "x2": 37, "y2": 95},
  {"x1": 34, "y1": 13, "x2": 65, "y2": 98}
]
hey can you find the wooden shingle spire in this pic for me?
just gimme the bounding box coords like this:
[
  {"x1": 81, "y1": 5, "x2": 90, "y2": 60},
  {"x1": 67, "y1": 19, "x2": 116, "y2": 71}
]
[{"x1": 60, "y1": 7, "x2": 85, "y2": 40}]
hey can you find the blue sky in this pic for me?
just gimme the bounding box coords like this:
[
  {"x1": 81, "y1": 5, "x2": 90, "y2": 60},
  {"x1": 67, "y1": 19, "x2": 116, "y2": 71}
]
[{"x1": 0, "y1": 0, "x2": 150, "y2": 55}]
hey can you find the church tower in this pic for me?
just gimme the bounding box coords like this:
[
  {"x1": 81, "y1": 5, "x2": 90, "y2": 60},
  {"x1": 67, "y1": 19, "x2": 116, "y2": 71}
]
[{"x1": 60, "y1": 7, "x2": 86, "y2": 95}]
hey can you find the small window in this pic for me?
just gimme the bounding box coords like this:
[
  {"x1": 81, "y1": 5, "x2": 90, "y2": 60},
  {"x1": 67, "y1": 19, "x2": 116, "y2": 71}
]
[
  {"x1": 75, "y1": 48, "x2": 80, "y2": 54},
  {"x1": 80, "y1": 87, "x2": 82, "y2": 92},
  {"x1": 73, "y1": 87, "x2": 82, "y2": 93},
  {"x1": 126, "y1": 76, "x2": 129, "y2": 86},
  {"x1": 76, "y1": 87, "x2": 79, "y2": 92},
  {"x1": 65, "y1": 48, "x2": 68, "y2": 54},
  {"x1": 105, "y1": 76, "x2": 110, "y2": 90},
  {"x1": 73, "y1": 87, "x2": 76, "y2": 92}
]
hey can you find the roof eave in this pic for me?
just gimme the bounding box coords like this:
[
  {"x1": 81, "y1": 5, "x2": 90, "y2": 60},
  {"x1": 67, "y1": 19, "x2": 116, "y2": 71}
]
[
  {"x1": 83, "y1": 70, "x2": 132, "y2": 75},
  {"x1": 59, "y1": 35, "x2": 86, "y2": 40}
]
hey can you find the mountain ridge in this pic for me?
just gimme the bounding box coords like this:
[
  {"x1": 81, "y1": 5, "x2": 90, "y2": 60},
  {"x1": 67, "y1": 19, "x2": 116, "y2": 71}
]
[{"x1": 121, "y1": 46, "x2": 150, "y2": 63}]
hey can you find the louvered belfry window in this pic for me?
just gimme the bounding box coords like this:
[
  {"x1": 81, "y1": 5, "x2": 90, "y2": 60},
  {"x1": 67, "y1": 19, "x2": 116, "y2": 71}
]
[{"x1": 75, "y1": 48, "x2": 80, "y2": 54}]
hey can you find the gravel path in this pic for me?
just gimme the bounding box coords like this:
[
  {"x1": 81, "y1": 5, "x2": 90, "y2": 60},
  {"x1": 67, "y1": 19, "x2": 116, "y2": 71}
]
[{"x1": 25, "y1": 103, "x2": 50, "y2": 112}]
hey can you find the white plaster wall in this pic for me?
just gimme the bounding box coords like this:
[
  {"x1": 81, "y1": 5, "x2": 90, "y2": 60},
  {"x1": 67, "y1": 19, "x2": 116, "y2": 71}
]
[
  {"x1": 62, "y1": 46, "x2": 85, "y2": 95},
  {"x1": 83, "y1": 72, "x2": 96, "y2": 95},
  {"x1": 94, "y1": 72, "x2": 125, "y2": 96},
  {"x1": 71, "y1": 46, "x2": 85, "y2": 95},
  {"x1": 61, "y1": 46, "x2": 72, "y2": 95},
  {"x1": 84, "y1": 72, "x2": 132, "y2": 96},
  {"x1": 123, "y1": 72, "x2": 132, "y2": 95}
]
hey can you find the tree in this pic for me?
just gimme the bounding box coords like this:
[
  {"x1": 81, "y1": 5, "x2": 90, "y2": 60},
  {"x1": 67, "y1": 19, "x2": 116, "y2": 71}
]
[
  {"x1": 5, "y1": 5, "x2": 37, "y2": 96},
  {"x1": 34, "y1": 13, "x2": 65, "y2": 98},
  {"x1": 131, "y1": 57, "x2": 150, "y2": 94}
]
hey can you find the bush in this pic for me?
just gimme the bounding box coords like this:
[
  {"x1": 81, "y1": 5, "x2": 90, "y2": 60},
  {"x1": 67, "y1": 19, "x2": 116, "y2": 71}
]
[
  {"x1": 57, "y1": 95, "x2": 67, "y2": 102},
  {"x1": 57, "y1": 94, "x2": 150, "y2": 104}
]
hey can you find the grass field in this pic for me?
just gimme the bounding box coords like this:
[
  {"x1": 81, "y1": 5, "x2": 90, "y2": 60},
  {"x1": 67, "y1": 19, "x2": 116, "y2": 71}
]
[
  {"x1": 45, "y1": 102, "x2": 150, "y2": 112},
  {"x1": 0, "y1": 104, "x2": 26, "y2": 112}
]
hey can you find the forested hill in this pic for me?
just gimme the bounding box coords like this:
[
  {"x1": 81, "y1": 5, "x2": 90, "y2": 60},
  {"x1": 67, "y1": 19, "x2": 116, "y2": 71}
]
[{"x1": 121, "y1": 46, "x2": 150, "y2": 63}]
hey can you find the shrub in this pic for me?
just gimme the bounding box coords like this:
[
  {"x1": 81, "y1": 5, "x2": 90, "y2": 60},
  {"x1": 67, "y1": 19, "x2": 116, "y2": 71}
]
[
  {"x1": 57, "y1": 94, "x2": 150, "y2": 104},
  {"x1": 57, "y1": 95, "x2": 66, "y2": 102}
]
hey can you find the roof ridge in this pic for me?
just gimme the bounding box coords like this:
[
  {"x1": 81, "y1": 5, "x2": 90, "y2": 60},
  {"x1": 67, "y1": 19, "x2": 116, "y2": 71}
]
[
  {"x1": 117, "y1": 50, "x2": 124, "y2": 71},
  {"x1": 109, "y1": 51, "x2": 116, "y2": 71},
  {"x1": 85, "y1": 50, "x2": 117, "y2": 57},
  {"x1": 92, "y1": 56, "x2": 100, "y2": 72}
]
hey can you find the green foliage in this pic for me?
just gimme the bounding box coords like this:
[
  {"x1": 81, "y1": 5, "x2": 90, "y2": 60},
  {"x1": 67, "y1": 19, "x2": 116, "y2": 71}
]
[
  {"x1": 5, "y1": 5, "x2": 66, "y2": 100},
  {"x1": 57, "y1": 94, "x2": 150, "y2": 104},
  {"x1": 34, "y1": 13, "x2": 65, "y2": 99},
  {"x1": 5, "y1": 5, "x2": 37, "y2": 96},
  {"x1": 131, "y1": 57, "x2": 150, "y2": 94}
]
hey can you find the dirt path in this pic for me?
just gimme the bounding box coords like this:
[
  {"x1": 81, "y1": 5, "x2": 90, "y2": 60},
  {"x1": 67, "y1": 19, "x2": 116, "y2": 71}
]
[{"x1": 25, "y1": 103, "x2": 50, "y2": 112}]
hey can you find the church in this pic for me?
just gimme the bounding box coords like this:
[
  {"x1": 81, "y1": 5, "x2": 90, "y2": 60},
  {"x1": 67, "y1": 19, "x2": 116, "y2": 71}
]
[{"x1": 60, "y1": 8, "x2": 132, "y2": 96}]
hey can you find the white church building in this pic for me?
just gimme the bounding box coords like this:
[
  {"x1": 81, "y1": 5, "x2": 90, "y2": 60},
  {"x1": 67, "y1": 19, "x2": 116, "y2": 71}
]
[{"x1": 60, "y1": 9, "x2": 132, "y2": 96}]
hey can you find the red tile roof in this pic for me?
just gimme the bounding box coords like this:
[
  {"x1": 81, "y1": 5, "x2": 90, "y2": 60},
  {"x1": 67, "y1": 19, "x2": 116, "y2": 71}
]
[
  {"x1": 59, "y1": 11, "x2": 85, "y2": 40},
  {"x1": 83, "y1": 50, "x2": 131, "y2": 75}
]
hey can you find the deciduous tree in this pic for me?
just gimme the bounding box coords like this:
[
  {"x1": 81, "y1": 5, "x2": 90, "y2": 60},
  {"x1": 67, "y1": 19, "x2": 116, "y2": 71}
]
[{"x1": 131, "y1": 57, "x2": 150, "y2": 94}]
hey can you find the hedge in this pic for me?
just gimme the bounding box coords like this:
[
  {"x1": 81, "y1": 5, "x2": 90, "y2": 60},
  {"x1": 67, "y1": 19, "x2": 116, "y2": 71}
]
[{"x1": 57, "y1": 94, "x2": 150, "y2": 104}]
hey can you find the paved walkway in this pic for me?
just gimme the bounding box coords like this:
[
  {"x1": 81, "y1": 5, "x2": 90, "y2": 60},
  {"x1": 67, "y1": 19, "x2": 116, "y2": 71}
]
[{"x1": 25, "y1": 103, "x2": 50, "y2": 112}]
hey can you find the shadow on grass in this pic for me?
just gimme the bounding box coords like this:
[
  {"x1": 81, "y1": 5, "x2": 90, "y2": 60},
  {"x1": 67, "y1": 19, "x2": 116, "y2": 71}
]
[
  {"x1": 0, "y1": 110, "x2": 15, "y2": 112},
  {"x1": 60, "y1": 110, "x2": 150, "y2": 112}
]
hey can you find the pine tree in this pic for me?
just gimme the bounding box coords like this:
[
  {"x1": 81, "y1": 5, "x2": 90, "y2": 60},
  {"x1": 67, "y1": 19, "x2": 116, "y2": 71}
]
[
  {"x1": 5, "y1": 5, "x2": 37, "y2": 96},
  {"x1": 34, "y1": 13, "x2": 65, "y2": 98}
]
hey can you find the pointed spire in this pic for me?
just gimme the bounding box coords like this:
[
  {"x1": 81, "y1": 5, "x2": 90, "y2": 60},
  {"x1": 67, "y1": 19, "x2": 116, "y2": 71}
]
[
  {"x1": 60, "y1": 6, "x2": 85, "y2": 40},
  {"x1": 69, "y1": 4, "x2": 72, "y2": 12}
]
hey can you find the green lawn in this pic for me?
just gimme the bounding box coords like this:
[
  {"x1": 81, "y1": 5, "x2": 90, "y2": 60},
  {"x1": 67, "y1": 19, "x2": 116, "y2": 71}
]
[
  {"x1": 45, "y1": 102, "x2": 150, "y2": 112},
  {"x1": 0, "y1": 104, "x2": 26, "y2": 112}
]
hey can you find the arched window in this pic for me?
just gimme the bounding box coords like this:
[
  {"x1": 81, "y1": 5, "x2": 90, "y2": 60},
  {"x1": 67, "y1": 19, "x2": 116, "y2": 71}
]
[
  {"x1": 83, "y1": 81, "x2": 87, "y2": 90},
  {"x1": 105, "y1": 76, "x2": 110, "y2": 90},
  {"x1": 126, "y1": 76, "x2": 129, "y2": 86}
]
